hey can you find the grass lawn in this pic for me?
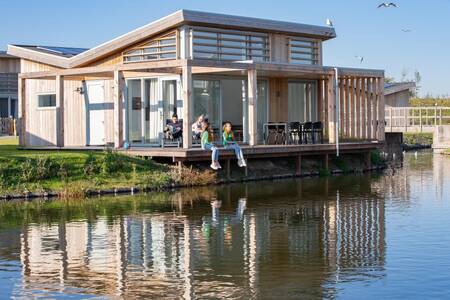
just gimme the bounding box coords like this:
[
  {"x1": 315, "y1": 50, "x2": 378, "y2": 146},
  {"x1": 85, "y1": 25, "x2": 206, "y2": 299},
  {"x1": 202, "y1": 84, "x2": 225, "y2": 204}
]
[{"x1": 0, "y1": 136, "x2": 174, "y2": 197}]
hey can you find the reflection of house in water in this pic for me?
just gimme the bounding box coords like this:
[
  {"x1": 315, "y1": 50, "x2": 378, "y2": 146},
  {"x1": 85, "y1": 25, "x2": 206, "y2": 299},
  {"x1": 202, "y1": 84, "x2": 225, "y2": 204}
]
[{"x1": 17, "y1": 180, "x2": 386, "y2": 298}]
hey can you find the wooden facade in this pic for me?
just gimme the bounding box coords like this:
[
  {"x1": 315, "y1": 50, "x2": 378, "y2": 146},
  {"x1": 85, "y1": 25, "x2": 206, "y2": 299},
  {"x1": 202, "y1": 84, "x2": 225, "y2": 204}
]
[{"x1": 7, "y1": 10, "x2": 384, "y2": 157}]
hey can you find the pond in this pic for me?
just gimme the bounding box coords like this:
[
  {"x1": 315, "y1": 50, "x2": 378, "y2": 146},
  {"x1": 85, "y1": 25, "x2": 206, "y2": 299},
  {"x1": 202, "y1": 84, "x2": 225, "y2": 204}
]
[{"x1": 1, "y1": 151, "x2": 450, "y2": 299}]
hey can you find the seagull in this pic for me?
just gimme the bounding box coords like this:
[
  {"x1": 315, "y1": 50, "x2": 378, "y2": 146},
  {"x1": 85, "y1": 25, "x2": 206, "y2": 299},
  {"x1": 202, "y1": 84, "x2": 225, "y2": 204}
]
[
  {"x1": 401, "y1": 29, "x2": 412, "y2": 33},
  {"x1": 355, "y1": 55, "x2": 364, "y2": 63},
  {"x1": 326, "y1": 18, "x2": 334, "y2": 27},
  {"x1": 378, "y1": 2, "x2": 398, "y2": 8}
]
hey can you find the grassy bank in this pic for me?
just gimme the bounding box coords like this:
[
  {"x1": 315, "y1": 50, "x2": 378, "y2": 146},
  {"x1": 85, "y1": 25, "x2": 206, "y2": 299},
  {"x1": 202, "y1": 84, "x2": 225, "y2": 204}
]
[
  {"x1": 403, "y1": 132, "x2": 433, "y2": 147},
  {"x1": 0, "y1": 137, "x2": 176, "y2": 197}
]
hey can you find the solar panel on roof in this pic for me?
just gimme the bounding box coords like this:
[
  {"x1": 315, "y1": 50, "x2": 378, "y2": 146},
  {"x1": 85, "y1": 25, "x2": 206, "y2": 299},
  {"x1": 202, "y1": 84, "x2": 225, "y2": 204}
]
[{"x1": 36, "y1": 46, "x2": 88, "y2": 56}]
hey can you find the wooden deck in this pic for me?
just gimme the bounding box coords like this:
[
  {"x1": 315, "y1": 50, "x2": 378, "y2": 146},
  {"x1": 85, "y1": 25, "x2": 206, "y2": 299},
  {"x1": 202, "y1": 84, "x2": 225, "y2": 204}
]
[{"x1": 119, "y1": 142, "x2": 383, "y2": 162}]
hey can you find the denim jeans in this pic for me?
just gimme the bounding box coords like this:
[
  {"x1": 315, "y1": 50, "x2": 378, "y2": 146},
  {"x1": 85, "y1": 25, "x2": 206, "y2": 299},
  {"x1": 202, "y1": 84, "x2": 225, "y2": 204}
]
[
  {"x1": 225, "y1": 142, "x2": 244, "y2": 161},
  {"x1": 203, "y1": 143, "x2": 219, "y2": 161}
]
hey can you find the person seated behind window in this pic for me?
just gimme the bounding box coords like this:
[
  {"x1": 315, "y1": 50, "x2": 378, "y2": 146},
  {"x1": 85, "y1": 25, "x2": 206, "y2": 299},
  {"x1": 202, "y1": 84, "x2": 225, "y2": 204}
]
[
  {"x1": 201, "y1": 120, "x2": 221, "y2": 170},
  {"x1": 164, "y1": 114, "x2": 183, "y2": 139},
  {"x1": 222, "y1": 122, "x2": 246, "y2": 167},
  {"x1": 192, "y1": 114, "x2": 207, "y2": 140}
]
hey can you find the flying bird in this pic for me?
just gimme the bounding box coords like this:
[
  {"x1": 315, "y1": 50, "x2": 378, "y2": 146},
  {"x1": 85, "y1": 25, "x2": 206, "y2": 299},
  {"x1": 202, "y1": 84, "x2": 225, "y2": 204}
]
[
  {"x1": 378, "y1": 2, "x2": 398, "y2": 8},
  {"x1": 326, "y1": 18, "x2": 334, "y2": 27},
  {"x1": 401, "y1": 29, "x2": 412, "y2": 33},
  {"x1": 355, "y1": 56, "x2": 364, "y2": 63}
]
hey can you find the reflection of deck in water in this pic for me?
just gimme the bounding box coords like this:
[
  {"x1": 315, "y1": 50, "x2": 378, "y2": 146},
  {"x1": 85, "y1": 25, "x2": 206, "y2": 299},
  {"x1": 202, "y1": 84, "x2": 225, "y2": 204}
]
[{"x1": 17, "y1": 179, "x2": 386, "y2": 298}]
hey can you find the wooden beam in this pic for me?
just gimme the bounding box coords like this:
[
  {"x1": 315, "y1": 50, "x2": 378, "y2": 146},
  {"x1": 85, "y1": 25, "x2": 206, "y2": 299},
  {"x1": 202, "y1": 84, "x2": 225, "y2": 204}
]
[
  {"x1": 378, "y1": 77, "x2": 385, "y2": 141},
  {"x1": 349, "y1": 77, "x2": 355, "y2": 138},
  {"x1": 371, "y1": 78, "x2": 378, "y2": 140},
  {"x1": 182, "y1": 64, "x2": 193, "y2": 149},
  {"x1": 345, "y1": 78, "x2": 350, "y2": 138},
  {"x1": 339, "y1": 78, "x2": 345, "y2": 138},
  {"x1": 18, "y1": 78, "x2": 26, "y2": 146},
  {"x1": 327, "y1": 74, "x2": 336, "y2": 144},
  {"x1": 113, "y1": 70, "x2": 124, "y2": 148},
  {"x1": 56, "y1": 75, "x2": 64, "y2": 147},
  {"x1": 355, "y1": 78, "x2": 361, "y2": 139},
  {"x1": 248, "y1": 68, "x2": 258, "y2": 146},
  {"x1": 367, "y1": 78, "x2": 372, "y2": 140},
  {"x1": 361, "y1": 78, "x2": 367, "y2": 139}
]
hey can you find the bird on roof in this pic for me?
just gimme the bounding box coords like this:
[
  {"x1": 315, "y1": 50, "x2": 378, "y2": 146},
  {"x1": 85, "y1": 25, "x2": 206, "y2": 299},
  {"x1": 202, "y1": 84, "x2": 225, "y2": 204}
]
[
  {"x1": 378, "y1": 2, "x2": 398, "y2": 8},
  {"x1": 326, "y1": 18, "x2": 334, "y2": 27},
  {"x1": 355, "y1": 56, "x2": 364, "y2": 63}
]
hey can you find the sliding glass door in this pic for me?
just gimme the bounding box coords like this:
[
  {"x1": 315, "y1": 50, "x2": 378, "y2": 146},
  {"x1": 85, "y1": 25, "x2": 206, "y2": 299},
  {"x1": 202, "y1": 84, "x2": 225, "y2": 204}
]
[
  {"x1": 288, "y1": 81, "x2": 317, "y2": 123},
  {"x1": 127, "y1": 77, "x2": 180, "y2": 146}
]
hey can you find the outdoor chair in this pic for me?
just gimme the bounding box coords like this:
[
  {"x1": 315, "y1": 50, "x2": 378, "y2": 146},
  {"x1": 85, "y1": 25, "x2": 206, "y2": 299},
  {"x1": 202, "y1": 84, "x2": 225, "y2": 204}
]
[
  {"x1": 288, "y1": 122, "x2": 301, "y2": 144},
  {"x1": 265, "y1": 124, "x2": 286, "y2": 145},
  {"x1": 312, "y1": 121, "x2": 324, "y2": 144},
  {"x1": 162, "y1": 118, "x2": 182, "y2": 148},
  {"x1": 302, "y1": 122, "x2": 313, "y2": 144}
]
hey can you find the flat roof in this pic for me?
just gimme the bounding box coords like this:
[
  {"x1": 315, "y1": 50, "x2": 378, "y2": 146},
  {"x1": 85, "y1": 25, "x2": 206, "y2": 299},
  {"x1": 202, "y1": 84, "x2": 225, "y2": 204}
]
[{"x1": 385, "y1": 82, "x2": 416, "y2": 95}]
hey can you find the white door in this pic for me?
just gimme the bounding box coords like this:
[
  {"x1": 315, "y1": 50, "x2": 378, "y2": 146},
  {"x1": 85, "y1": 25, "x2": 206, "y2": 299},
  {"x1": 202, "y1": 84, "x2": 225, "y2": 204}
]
[{"x1": 86, "y1": 81, "x2": 106, "y2": 145}]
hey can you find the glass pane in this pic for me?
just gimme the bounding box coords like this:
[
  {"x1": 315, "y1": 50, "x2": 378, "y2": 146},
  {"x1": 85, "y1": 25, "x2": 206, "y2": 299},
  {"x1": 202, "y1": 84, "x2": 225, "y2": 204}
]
[
  {"x1": 127, "y1": 80, "x2": 142, "y2": 143},
  {"x1": 193, "y1": 80, "x2": 221, "y2": 131},
  {"x1": 38, "y1": 94, "x2": 56, "y2": 108},
  {"x1": 162, "y1": 80, "x2": 177, "y2": 122},
  {"x1": 0, "y1": 99, "x2": 7, "y2": 118},
  {"x1": 221, "y1": 54, "x2": 245, "y2": 61},
  {"x1": 288, "y1": 82, "x2": 317, "y2": 122},
  {"x1": 160, "y1": 38, "x2": 175, "y2": 46},
  {"x1": 194, "y1": 31, "x2": 218, "y2": 38},
  {"x1": 143, "y1": 79, "x2": 160, "y2": 144},
  {"x1": 257, "y1": 81, "x2": 268, "y2": 144}
]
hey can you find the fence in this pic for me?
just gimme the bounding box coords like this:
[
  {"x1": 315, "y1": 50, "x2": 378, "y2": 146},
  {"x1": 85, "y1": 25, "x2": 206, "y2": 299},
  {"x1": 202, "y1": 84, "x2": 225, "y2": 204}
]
[
  {"x1": 385, "y1": 107, "x2": 450, "y2": 132},
  {"x1": 0, "y1": 118, "x2": 17, "y2": 136}
]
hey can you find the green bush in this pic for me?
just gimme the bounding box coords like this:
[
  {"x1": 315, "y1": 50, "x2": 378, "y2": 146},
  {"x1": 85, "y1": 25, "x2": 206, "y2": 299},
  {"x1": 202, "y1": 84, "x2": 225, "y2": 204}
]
[
  {"x1": 101, "y1": 150, "x2": 129, "y2": 174},
  {"x1": 19, "y1": 156, "x2": 56, "y2": 182},
  {"x1": 83, "y1": 153, "x2": 100, "y2": 176},
  {"x1": 403, "y1": 132, "x2": 433, "y2": 146}
]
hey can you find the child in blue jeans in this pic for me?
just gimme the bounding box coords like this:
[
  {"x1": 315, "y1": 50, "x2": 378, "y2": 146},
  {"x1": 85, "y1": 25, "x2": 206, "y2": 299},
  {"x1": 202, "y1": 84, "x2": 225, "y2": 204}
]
[
  {"x1": 201, "y1": 121, "x2": 221, "y2": 170},
  {"x1": 222, "y1": 122, "x2": 246, "y2": 167}
]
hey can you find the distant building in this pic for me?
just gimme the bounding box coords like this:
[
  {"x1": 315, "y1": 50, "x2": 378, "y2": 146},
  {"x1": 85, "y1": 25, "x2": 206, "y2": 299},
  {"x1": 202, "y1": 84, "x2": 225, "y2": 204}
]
[
  {"x1": 384, "y1": 82, "x2": 415, "y2": 108},
  {"x1": 0, "y1": 51, "x2": 19, "y2": 118}
]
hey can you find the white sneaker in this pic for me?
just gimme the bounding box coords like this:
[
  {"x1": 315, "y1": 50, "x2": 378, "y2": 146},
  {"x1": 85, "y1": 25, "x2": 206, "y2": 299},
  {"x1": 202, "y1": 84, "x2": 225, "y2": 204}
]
[
  {"x1": 216, "y1": 162, "x2": 222, "y2": 169},
  {"x1": 210, "y1": 163, "x2": 219, "y2": 170},
  {"x1": 237, "y1": 160, "x2": 243, "y2": 167},
  {"x1": 240, "y1": 159, "x2": 247, "y2": 167}
]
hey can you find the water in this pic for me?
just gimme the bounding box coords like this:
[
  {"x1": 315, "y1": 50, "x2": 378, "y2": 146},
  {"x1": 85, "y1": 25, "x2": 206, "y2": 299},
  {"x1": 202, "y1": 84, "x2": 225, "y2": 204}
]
[{"x1": 1, "y1": 151, "x2": 450, "y2": 299}]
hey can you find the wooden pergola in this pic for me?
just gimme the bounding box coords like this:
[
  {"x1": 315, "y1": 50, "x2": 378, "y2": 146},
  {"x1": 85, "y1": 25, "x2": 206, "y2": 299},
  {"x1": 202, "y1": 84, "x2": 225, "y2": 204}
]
[{"x1": 18, "y1": 58, "x2": 385, "y2": 150}]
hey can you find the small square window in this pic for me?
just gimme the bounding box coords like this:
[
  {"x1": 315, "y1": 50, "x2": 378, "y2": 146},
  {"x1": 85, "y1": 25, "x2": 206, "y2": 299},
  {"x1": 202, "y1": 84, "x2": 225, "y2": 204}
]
[{"x1": 38, "y1": 94, "x2": 56, "y2": 108}]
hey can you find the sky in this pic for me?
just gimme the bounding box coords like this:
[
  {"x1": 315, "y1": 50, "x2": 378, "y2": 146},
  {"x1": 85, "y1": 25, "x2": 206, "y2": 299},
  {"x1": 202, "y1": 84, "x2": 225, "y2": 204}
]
[{"x1": 1, "y1": 0, "x2": 448, "y2": 97}]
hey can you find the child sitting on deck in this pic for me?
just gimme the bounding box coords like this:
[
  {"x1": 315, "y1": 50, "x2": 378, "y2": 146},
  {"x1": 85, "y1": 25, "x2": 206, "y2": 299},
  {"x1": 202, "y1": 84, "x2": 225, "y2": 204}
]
[
  {"x1": 222, "y1": 122, "x2": 246, "y2": 167},
  {"x1": 201, "y1": 121, "x2": 221, "y2": 170}
]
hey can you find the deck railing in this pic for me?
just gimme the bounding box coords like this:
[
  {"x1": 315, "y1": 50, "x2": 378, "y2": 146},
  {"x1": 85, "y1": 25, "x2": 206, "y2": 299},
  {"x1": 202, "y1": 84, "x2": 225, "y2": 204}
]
[
  {"x1": 0, "y1": 118, "x2": 16, "y2": 136},
  {"x1": 385, "y1": 106, "x2": 450, "y2": 132}
]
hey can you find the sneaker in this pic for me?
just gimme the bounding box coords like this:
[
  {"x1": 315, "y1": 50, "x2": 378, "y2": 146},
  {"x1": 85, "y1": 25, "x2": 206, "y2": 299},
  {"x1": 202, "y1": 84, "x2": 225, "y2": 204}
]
[
  {"x1": 216, "y1": 162, "x2": 222, "y2": 169},
  {"x1": 237, "y1": 160, "x2": 243, "y2": 167},
  {"x1": 240, "y1": 159, "x2": 247, "y2": 168},
  {"x1": 210, "y1": 163, "x2": 219, "y2": 170}
]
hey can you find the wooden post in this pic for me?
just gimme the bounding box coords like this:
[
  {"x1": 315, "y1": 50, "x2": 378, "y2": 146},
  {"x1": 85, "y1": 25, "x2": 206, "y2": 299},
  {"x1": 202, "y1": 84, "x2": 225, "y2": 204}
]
[
  {"x1": 419, "y1": 108, "x2": 422, "y2": 132},
  {"x1": 372, "y1": 78, "x2": 378, "y2": 140},
  {"x1": 327, "y1": 74, "x2": 336, "y2": 144},
  {"x1": 114, "y1": 70, "x2": 124, "y2": 148},
  {"x1": 378, "y1": 77, "x2": 385, "y2": 141},
  {"x1": 323, "y1": 153, "x2": 329, "y2": 171},
  {"x1": 355, "y1": 78, "x2": 361, "y2": 139},
  {"x1": 390, "y1": 107, "x2": 393, "y2": 132},
  {"x1": 18, "y1": 78, "x2": 26, "y2": 146},
  {"x1": 296, "y1": 155, "x2": 302, "y2": 176},
  {"x1": 248, "y1": 68, "x2": 258, "y2": 146},
  {"x1": 367, "y1": 78, "x2": 372, "y2": 140},
  {"x1": 345, "y1": 78, "x2": 351, "y2": 138},
  {"x1": 404, "y1": 107, "x2": 408, "y2": 132},
  {"x1": 435, "y1": 106, "x2": 437, "y2": 126},
  {"x1": 361, "y1": 78, "x2": 367, "y2": 139},
  {"x1": 349, "y1": 77, "x2": 355, "y2": 138},
  {"x1": 182, "y1": 64, "x2": 193, "y2": 149},
  {"x1": 339, "y1": 78, "x2": 345, "y2": 138},
  {"x1": 56, "y1": 75, "x2": 64, "y2": 147}
]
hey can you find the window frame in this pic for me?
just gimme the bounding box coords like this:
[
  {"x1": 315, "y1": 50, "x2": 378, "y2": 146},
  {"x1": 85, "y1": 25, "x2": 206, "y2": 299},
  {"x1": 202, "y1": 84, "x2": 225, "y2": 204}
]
[
  {"x1": 122, "y1": 30, "x2": 178, "y2": 63},
  {"x1": 287, "y1": 36, "x2": 321, "y2": 65},
  {"x1": 37, "y1": 93, "x2": 57, "y2": 110}
]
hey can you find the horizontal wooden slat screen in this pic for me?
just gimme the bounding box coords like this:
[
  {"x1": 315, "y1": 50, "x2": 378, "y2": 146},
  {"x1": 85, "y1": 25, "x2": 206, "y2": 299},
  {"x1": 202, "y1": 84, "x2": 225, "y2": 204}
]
[
  {"x1": 288, "y1": 36, "x2": 320, "y2": 65},
  {"x1": 123, "y1": 31, "x2": 177, "y2": 63},
  {"x1": 0, "y1": 73, "x2": 18, "y2": 94},
  {"x1": 190, "y1": 26, "x2": 270, "y2": 62}
]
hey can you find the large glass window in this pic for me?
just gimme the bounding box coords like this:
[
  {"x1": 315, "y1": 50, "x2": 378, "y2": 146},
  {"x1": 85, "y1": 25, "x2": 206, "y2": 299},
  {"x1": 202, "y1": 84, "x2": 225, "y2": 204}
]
[
  {"x1": 0, "y1": 98, "x2": 7, "y2": 118},
  {"x1": 38, "y1": 94, "x2": 56, "y2": 108},
  {"x1": 193, "y1": 80, "x2": 221, "y2": 130},
  {"x1": 127, "y1": 79, "x2": 142, "y2": 143},
  {"x1": 257, "y1": 81, "x2": 268, "y2": 144},
  {"x1": 192, "y1": 27, "x2": 269, "y2": 62},
  {"x1": 288, "y1": 81, "x2": 317, "y2": 122}
]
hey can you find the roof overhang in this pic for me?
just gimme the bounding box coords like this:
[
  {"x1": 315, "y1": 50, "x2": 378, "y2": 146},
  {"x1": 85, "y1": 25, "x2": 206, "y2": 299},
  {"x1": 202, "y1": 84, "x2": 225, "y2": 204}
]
[
  {"x1": 385, "y1": 82, "x2": 415, "y2": 95},
  {"x1": 7, "y1": 10, "x2": 336, "y2": 70}
]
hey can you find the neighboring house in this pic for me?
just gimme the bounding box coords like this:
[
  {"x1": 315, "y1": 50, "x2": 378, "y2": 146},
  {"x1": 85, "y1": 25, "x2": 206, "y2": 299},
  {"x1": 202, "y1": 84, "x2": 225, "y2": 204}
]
[
  {"x1": 7, "y1": 10, "x2": 385, "y2": 152},
  {"x1": 0, "y1": 51, "x2": 19, "y2": 118},
  {"x1": 384, "y1": 82, "x2": 415, "y2": 108}
]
